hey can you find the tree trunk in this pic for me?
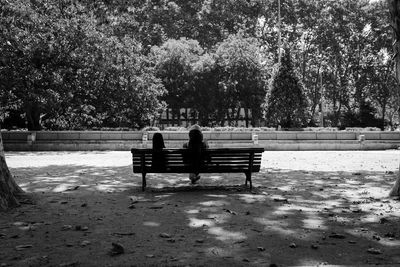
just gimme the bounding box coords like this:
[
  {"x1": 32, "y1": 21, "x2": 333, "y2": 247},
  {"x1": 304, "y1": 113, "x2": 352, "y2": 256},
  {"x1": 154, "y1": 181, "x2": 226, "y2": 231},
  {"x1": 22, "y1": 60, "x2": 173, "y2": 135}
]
[
  {"x1": 388, "y1": 0, "x2": 400, "y2": 197},
  {"x1": 236, "y1": 107, "x2": 241, "y2": 127},
  {"x1": 0, "y1": 128, "x2": 23, "y2": 211},
  {"x1": 389, "y1": 163, "x2": 400, "y2": 197},
  {"x1": 245, "y1": 108, "x2": 249, "y2": 128},
  {"x1": 25, "y1": 102, "x2": 42, "y2": 131}
]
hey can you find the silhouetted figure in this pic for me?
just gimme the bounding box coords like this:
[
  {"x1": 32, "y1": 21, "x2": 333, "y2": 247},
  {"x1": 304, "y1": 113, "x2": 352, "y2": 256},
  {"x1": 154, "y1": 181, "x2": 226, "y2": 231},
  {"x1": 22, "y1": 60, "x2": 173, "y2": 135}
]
[
  {"x1": 183, "y1": 125, "x2": 208, "y2": 183},
  {"x1": 152, "y1": 132, "x2": 166, "y2": 171}
]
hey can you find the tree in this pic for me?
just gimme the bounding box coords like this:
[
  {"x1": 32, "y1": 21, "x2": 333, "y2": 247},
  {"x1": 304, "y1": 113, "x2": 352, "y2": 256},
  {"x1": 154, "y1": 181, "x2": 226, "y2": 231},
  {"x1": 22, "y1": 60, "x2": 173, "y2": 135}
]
[
  {"x1": 0, "y1": 128, "x2": 23, "y2": 210},
  {"x1": 151, "y1": 38, "x2": 203, "y2": 126},
  {"x1": 214, "y1": 34, "x2": 268, "y2": 126},
  {"x1": 191, "y1": 54, "x2": 221, "y2": 126},
  {"x1": 0, "y1": 0, "x2": 98, "y2": 130},
  {"x1": 388, "y1": 0, "x2": 400, "y2": 197},
  {"x1": 264, "y1": 49, "x2": 308, "y2": 128},
  {"x1": 1, "y1": 0, "x2": 165, "y2": 130}
]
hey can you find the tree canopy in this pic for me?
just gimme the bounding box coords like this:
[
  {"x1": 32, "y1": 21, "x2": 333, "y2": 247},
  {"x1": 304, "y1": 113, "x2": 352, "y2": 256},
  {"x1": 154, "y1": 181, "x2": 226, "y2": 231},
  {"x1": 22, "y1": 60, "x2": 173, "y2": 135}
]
[{"x1": 0, "y1": 0, "x2": 397, "y2": 130}]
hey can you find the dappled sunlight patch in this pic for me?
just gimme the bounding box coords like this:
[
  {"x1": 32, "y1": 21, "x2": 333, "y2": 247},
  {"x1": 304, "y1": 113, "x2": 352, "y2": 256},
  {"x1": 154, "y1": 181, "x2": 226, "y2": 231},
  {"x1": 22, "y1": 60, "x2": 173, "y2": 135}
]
[
  {"x1": 52, "y1": 183, "x2": 79, "y2": 193},
  {"x1": 302, "y1": 216, "x2": 327, "y2": 230},
  {"x1": 265, "y1": 224, "x2": 297, "y2": 236},
  {"x1": 355, "y1": 186, "x2": 390, "y2": 199},
  {"x1": 254, "y1": 216, "x2": 297, "y2": 236},
  {"x1": 31, "y1": 176, "x2": 78, "y2": 183},
  {"x1": 204, "y1": 246, "x2": 233, "y2": 258},
  {"x1": 329, "y1": 175, "x2": 344, "y2": 181},
  {"x1": 188, "y1": 217, "x2": 215, "y2": 228},
  {"x1": 143, "y1": 221, "x2": 160, "y2": 227},
  {"x1": 312, "y1": 179, "x2": 327, "y2": 186},
  {"x1": 275, "y1": 185, "x2": 292, "y2": 191},
  {"x1": 185, "y1": 209, "x2": 200, "y2": 214},
  {"x1": 208, "y1": 175, "x2": 224, "y2": 182},
  {"x1": 94, "y1": 184, "x2": 127, "y2": 192},
  {"x1": 205, "y1": 194, "x2": 227, "y2": 198},
  {"x1": 332, "y1": 215, "x2": 353, "y2": 224},
  {"x1": 18, "y1": 182, "x2": 31, "y2": 191},
  {"x1": 345, "y1": 179, "x2": 363, "y2": 185},
  {"x1": 345, "y1": 228, "x2": 400, "y2": 247},
  {"x1": 364, "y1": 174, "x2": 389, "y2": 182},
  {"x1": 154, "y1": 193, "x2": 174, "y2": 199},
  {"x1": 199, "y1": 200, "x2": 229, "y2": 207},
  {"x1": 207, "y1": 213, "x2": 231, "y2": 224},
  {"x1": 7, "y1": 151, "x2": 131, "y2": 168},
  {"x1": 207, "y1": 226, "x2": 246, "y2": 242},
  {"x1": 296, "y1": 258, "x2": 326, "y2": 266},
  {"x1": 235, "y1": 193, "x2": 267, "y2": 204},
  {"x1": 311, "y1": 190, "x2": 334, "y2": 199},
  {"x1": 128, "y1": 195, "x2": 157, "y2": 202},
  {"x1": 271, "y1": 207, "x2": 294, "y2": 216},
  {"x1": 376, "y1": 239, "x2": 400, "y2": 247},
  {"x1": 31, "y1": 187, "x2": 51, "y2": 193},
  {"x1": 285, "y1": 204, "x2": 320, "y2": 213}
]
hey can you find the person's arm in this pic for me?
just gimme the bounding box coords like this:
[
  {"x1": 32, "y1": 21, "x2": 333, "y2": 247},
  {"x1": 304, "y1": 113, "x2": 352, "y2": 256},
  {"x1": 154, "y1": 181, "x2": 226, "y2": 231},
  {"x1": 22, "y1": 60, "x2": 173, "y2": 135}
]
[{"x1": 203, "y1": 140, "x2": 209, "y2": 149}]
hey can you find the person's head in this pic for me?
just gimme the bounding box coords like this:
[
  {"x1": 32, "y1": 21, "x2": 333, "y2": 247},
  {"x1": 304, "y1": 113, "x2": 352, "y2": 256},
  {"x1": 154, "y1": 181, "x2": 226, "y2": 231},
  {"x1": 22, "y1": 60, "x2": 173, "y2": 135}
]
[
  {"x1": 152, "y1": 132, "x2": 165, "y2": 150},
  {"x1": 188, "y1": 126, "x2": 203, "y2": 146},
  {"x1": 189, "y1": 124, "x2": 201, "y2": 132}
]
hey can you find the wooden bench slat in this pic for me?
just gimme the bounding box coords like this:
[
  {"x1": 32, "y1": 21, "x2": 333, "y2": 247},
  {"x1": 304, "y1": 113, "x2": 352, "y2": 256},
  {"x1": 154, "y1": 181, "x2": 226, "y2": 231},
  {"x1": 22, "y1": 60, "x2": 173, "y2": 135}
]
[{"x1": 133, "y1": 167, "x2": 261, "y2": 172}]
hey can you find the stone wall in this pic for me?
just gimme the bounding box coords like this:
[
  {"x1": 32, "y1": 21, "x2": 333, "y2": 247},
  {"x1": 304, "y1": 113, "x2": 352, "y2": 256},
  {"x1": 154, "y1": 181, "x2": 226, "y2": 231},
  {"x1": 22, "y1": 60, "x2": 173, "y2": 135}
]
[{"x1": 2, "y1": 131, "x2": 400, "y2": 151}]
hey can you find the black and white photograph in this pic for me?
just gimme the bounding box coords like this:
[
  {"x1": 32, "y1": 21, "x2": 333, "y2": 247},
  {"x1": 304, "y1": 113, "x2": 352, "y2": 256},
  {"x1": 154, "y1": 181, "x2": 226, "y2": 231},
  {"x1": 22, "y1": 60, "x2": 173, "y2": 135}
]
[{"x1": 1, "y1": 0, "x2": 400, "y2": 266}]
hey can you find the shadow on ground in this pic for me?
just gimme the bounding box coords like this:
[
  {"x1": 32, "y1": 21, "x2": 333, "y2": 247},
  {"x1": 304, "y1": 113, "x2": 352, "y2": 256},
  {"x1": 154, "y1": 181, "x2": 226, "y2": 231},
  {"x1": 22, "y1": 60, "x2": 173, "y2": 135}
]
[{"x1": 1, "y1": 157, "x2": 400, "y2": 266}]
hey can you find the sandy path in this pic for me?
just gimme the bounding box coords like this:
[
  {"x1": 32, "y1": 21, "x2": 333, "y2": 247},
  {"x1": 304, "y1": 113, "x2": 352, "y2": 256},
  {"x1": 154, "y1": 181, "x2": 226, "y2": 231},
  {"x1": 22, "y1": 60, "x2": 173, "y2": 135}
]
[{"x1": 1, "y1": 150, "x2": 400, "y2": 266}]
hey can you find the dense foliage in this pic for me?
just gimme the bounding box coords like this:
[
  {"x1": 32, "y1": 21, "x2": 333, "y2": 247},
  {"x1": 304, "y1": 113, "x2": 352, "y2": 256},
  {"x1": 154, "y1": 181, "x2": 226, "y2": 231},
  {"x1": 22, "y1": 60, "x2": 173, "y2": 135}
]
[
  {"x1": 265, "y1": 50, "x2": 308, "y2": 128},
  {"x1": 0, "y1": 0, "x2": 397, "y2": 130}
]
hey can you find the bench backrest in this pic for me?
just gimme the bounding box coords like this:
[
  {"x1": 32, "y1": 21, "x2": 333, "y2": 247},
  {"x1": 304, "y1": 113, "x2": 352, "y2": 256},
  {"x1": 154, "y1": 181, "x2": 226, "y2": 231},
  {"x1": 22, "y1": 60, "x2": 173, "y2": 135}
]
[{"x1": 131, "y1": 148, "x2": 264, "y2": 173}]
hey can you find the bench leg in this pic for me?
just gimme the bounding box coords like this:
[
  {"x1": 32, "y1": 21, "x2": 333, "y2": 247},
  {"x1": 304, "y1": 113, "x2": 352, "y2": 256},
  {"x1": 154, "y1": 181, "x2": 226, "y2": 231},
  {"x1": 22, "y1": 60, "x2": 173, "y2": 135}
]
[
  {"x1": 142, "y1": 173, "x2": 147, "y2": 191},
  {"x1": 245, "y1": 172, "x2": 252, "y2": 190}
]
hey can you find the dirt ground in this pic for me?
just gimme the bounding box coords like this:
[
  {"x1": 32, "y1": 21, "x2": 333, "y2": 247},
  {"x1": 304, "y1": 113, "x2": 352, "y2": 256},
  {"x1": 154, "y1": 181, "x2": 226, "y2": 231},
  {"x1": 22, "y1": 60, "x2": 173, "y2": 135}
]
[{"x1": 1, "y1": 150, "x2": 400, "y2": 267}]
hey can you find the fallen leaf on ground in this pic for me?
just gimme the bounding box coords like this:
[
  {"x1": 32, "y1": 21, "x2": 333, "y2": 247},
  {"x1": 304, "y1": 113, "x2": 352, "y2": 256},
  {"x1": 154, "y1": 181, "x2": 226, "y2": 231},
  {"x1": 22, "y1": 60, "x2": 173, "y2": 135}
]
[
  {"x1": 159, "y1": 233, "x2": 171, "y2": 238},
  {"x1": 59, "y1": 261, "x2": 79, "y2": 267},
  {"x1": 112, "y1": 232, "x2": 135, "y2": 236},
  {"x1": 149, "y1": 206, "x2": 163, "y2": 209},
  {"x1": 109, "y1": 242, "x2": 124, "y2": 256},
  {"x1": 372, "y1": 235, "x2": 381, "y2": 241},
  {"x1": 15, "y1": 244, "x2": 33, "y2": 251},
  {"x1": 273, "y1": 197, "x2": 288, "y2": 202},
  {"x1": 367, "y1": 248, "x2": 382, "y2": 255},
  {"x1": 80, "y1": 240, "x2": 90, "y2": 247},
  {"x1": 329, "y1": 233, "x2": 346, "y2": 239},
  {"x1": 223, "y1": 209, "x2": 237, "y2": 215},
  {"x1": 65, "y1": 186, "x2": 80, "y2": 191}
]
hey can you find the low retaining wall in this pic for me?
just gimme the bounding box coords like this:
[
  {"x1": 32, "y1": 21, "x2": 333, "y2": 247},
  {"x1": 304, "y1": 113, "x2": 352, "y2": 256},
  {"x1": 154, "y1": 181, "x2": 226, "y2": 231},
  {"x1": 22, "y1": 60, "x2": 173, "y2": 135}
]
[{"x1": 2, "y1": 130, "x2": 400, "y2": 151}]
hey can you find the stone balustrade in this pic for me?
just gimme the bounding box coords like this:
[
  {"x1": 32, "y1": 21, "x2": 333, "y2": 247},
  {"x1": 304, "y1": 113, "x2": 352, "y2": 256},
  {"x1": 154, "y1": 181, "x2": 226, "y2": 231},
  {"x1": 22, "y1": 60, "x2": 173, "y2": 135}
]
[{"x1": 2, "y1": 130, "x2": 400, "y2": 151}]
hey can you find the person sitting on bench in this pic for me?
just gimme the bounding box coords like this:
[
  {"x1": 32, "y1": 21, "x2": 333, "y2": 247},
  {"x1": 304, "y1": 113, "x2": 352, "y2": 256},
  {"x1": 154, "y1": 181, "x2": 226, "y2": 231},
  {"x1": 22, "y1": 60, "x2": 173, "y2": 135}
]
[
  {"x1": 152, "y1": 132, "x2": 166, "y2": 171},
  {"x1": 183, "y1": 125, "x2": 209, "y2": 184}
]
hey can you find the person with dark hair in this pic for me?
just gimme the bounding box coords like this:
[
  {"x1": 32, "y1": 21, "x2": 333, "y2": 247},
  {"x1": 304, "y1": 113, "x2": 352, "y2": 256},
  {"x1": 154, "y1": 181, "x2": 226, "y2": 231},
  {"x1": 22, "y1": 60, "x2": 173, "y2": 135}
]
[
  {"x1": 152, "y1": 132, "x2": 166, "y2": 171},
  {"x1": 183, "y1": 125, "x2": 208, "y2": 183}
]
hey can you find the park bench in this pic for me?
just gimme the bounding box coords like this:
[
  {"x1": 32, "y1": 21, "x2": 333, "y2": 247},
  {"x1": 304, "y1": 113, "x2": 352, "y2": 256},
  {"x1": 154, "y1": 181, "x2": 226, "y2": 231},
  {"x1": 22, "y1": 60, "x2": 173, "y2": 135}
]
[{"x1": 131, "y1": 147, "x2": 264, "y2": 191}]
